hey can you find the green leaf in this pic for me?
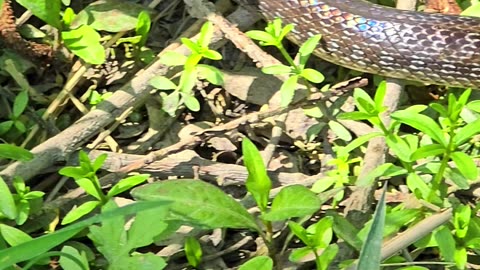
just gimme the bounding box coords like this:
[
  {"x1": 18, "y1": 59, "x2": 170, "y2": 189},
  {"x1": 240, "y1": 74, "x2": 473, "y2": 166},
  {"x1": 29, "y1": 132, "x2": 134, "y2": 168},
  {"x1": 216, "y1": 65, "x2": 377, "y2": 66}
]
[
  {"x1": 453, "y1": 204, "x2": 471, "y2": 239},
  {"x1": 238, "y1": 256, "x2": 273, "y2": 270},
  {"x1": 198, "y1": 21, "x2": 214, "y2": 49},
  {"x1": 0, "y1": 144, "x2": 33, "y2": 161},
  {"x1": 0, "y1": 201, "x2": 168, "y2": 268},
  {"x1": 288, "y1": 221, "x2": 311, "y2": 246},
  {"x1": 196, "y1": 64, "x2": 224, "y2": 85},
  {"x1": 357, "y1": 183, "x2": 387, "y2": 270},
  {"x1": 159, "y1": 51, "x2": 187, "y2": 66},
  {"x1": 445, "y1": 167, "x2": 469, "y2": 190},
  {"x1": 374, "y1": 81, "x2": 387, "y2": 110},
  {"x1": 59, "y1": 167, "x2": 87, "y2": 179},
  {"x1": 62, "y1": 25, "x2": 105, "y2": 65},
  {"x1": 17, "y1": 0, "x2": 61, "y2": 28},
  {"x1": 467, "y1": 100, "x2": 480, "y2": 112},
  {"x1": 246, "y1": 30, "x2": 277, "y2": 45},
  {"x1": 0, "y1": 121, "x2": 13, "y2": 135},
  {"x1": 201, "y1": 49, "x2": 222, "y2": 61},
  {"x1": 410, "y1": 144, "x2": 445, "y2": 161},
  {"x1": 450, "y1": 151, "x2": 478, "y2": 180},
  {"x1": 406, "y1": 173, "x2": 431, "y2": 200},
  {"x1": 0, "y1": 177, "x2": 17, "y2": 220},
  {"x1": 62, "y1": 201, "x2": 101, "y2": 225},
  {"x1": 13, "y1": 91, "x2": 28, "y2": 118},
  {"x1": 161, "y1": 91, "x2": 180, "y2": 116},
  {"x1": 329, "y1": 212, "x2": 362, "y2": 251},
  {"x1": 298, "y1": 35, "x2": 321, "y2": 62},
  {"x1": 185, "y1": 236, "x2": 202, "y2": 268},
  {"x1": 391, "y1": 110, "x2": 447, "y2": 147},
  {"x1": 261, "y1": 64, "x2": 291, "y2": 75},
  {"x1": 0, "y1": 224, "x2": 32, "y2": 247},
  {"x1": 434, "y1": 226, "x2": 456, "y2": 262},
  {"x1": 62, "y1": 7, "x2": 75, "y2": 28},
  {"x1": 76, "y1": 178, "x2": 101, "y2": 200},
  {"x1": 126, "y1": 207, "x2": 170, "y2": 249},
  {"x1": 311, "y1": 217, "x2": 333, "y2": 248},
  {"x1": 262, "y1": 185, "x2": 320, "y2": 221},
  {"x1": 71, "y1": 0, "x2": 146, "y2": 32},
  {"x1": 13, "y1": 121, "x2": 26, "y2": 134},
  {"x1": 182, "y1": 94, "x2": 200, "y2": 112},
  {"x1": 340, "y1": 132, "x2": 383, "y2": 155},
  {"x1": 300, "y1": 68, "x2": 324, "y2": 83},
  {"x1": 454, "y1": 118, "x2": 480, "y2": 146},
  {"x1": 353, "y1": 88, "x2": 376, "y2": 113},
  {"x1": 280, "y1": 75, "x2": 298, "y2": 107},
  {"x1": 135, "y1": 11, "x2": 151, "y2": 47},
  {"x1": 150, "y1": 76, "x2": 177, "y2": 90},
  {"x1": 131, "y1": 179, "x2": 259, "y2": 230},
  {"x1": 328, "y1": 120, "x2": 352, "y2": 141},
  {"x1": 242, "y1": 138, "x2": 271, "y2": 212},
  {"x1": 337, "y1": 111, "x2": 373, "y2": 121},
  {"x1": 107, "y1": 174, "x2": 149, "y2": 198},
  {"x1": 318, "y1": 244, "x2": 339, "y2": 270},
  {"x1": 92, "y1": 153, "x2": 107, "y2": 172},
  {"x1": 59, "y1": 246, "x2": 89, "y2": 270},
  {"x1": 288, "y1": 246, "x2": 313, "y2": 263}
]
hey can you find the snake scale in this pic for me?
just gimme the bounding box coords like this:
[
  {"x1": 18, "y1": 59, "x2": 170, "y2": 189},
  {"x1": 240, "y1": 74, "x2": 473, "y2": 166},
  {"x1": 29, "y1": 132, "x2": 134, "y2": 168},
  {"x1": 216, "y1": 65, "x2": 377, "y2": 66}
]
[{"x1": 244, "y1": 0, "x2": 480, "y2": 88}]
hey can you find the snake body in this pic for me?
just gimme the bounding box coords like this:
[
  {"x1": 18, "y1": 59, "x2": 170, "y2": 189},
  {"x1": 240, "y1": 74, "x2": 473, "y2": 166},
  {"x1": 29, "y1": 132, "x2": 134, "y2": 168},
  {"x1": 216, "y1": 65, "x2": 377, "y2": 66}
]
[{"x1": 248, "y1": 0, "x2": 480, "y2": 88}]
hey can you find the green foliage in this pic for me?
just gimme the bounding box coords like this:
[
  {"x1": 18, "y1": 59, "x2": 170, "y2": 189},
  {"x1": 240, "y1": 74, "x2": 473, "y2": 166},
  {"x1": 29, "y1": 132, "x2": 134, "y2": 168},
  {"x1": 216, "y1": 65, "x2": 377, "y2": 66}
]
[
  {"x1": 59, "y1": 151, "x2": 149, "y2": 224},
  {"x1": 238, "y1": 256, "x2": 273, "y2": 270},
  {"x1": 0, "y1": 90, "x2": 29, "y2": 136},
  {"x1": 247, "y1": 18, "x2": 324, "y2": 106},
  {"x1": 150, "y1": 22, "x2": 224, "y2": 115},
  {"x1": 184, "y1": 236, "x2": 202, "y2": 268}
]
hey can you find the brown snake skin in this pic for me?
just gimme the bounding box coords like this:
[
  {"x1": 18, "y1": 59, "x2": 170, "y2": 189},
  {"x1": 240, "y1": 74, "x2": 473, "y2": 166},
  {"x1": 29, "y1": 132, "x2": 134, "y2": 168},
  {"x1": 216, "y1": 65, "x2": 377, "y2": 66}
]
[{"x1": 245, "y1": 0, "x2": 480, "y2": 88}]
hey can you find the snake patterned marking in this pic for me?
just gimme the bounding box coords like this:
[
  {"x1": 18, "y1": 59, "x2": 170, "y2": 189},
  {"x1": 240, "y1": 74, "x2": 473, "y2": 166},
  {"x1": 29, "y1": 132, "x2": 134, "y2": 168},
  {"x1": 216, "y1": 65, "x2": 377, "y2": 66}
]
[{"x1": 244, "y1": 0, "x2": 480, "y2": 88}]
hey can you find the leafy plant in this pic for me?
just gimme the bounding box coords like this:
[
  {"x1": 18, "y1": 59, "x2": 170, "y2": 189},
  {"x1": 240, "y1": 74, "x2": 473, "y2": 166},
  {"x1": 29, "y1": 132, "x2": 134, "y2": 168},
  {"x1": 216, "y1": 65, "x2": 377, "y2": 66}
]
[
  {"x1": 149, "y1": 21, "x2": 224, "y2": 116},
  {"x1": 59, "y1": 151, "x2": 149, "y2": 224},
  {"x1": 247, "y1": 18, "x2": 324, "y2": 106}
]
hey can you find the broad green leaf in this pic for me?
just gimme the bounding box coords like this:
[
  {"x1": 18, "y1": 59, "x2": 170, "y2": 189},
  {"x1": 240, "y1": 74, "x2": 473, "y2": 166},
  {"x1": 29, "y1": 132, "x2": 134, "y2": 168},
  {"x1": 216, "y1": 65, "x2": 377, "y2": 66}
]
[
  {"x1": 185, "y1": 236, "x2": 202, "y2": 268},
  {"x1": 131, "y1": 179, "x2": 258, "y2": 230},
  {"x1": 107, "y1": 174, "x2": 149, "y2": 198},
  {"x1": 357, "y1": 183, "x2": 387, "y2": 270},
  {"x1": 196, "y1": 64, "x2": 224, "y2": 85},
  {"x1": 17, "y1": 0, "x2": 61, "y2": 28},
  {"x1": 242, "y1": 138, "x2": 271, "y2": 212},
  {"x1": 127, "y1": 207, "x2": 170, "y2": 249},
  {"x1": 183, "y1": 94, "x2": 200, "y2": 112},
  {"x1": 59, "y1": 246, "x2": 89, "y2": 270},
  {"x1": 280, "y1": 75, "x2": 298, "y2": 107},
  {"x1": 0, "y1": 201, "x2": 168, "y2": 268},
  {"x1": 62, "y1": 201, "x2": 101, "y2": 225},
  {"x1": 71, "y1": 0, "x2": 146, "y2": 32},
  {"x1": 13, "y1": 91, "x2": 28, "y2": 118},
  {"x1": 391, "y1": 110, "x2": 447, "y2": 147},
  {"x1": 0, "y1": 224, "x2": 32, "y2": 247},
  {"x1": 62, "y1": 25, "x2": 105, "y2": 65},
  {"x1": 262, "y1": 185, "x2": 320, "y2": 221},
  {"x1": 434, "y1": 226, "x2": 456, "y2": 262},
  {"x1": 238, "y1": 256, "x2": 273, "y2": 270},
  {"x1": 450, "y1": 151, "x2": 478, "y2": 180},
  {"x1": 0, "y1": 144, "x2": 33, "y2": 161},
  {"x1": 0, "y1": 177, "x2": 17, "y2": 219},
  {"x1": 149, "y1": 76, "x2": 177, "y2": 90}
]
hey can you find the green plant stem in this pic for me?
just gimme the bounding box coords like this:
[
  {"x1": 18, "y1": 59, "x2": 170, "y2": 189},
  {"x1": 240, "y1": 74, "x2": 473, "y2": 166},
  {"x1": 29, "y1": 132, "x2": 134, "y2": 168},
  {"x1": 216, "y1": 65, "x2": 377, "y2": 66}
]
[
  {"x1": 313, "y1": 248, "x2": 321, "y2": 270},
  {"x1": 91, "y1": 176, "x2": 108, "y2": 204}
]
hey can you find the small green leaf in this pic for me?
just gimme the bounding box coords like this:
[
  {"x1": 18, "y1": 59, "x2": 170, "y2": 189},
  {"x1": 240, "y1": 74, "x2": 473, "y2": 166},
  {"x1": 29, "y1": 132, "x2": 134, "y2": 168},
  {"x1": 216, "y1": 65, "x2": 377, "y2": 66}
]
[
  {"x1": 62, "y1": 7, "x2": 75, "y2": 28},
  {"x1": 107, "y1": 174, "x2": 149, "y2": 198},
  {"x1": 263, "y1": 185, "x2": 320, "y2": 221},
  {"x1": 453, "y1": 204, "x2": 471, "y2": 239},
  {"x1": 337, "y1": 111, "x2": 373, "y2": 121},
  {"x1": 311, "y1": 217, "x2": 333, "y2": 248},
  {"x1": 135, "y1": 11, "x2": 151, "y2": 47},
  {"x1": 150, "y1": 76, "x2": 177, "y2": 90},
  {"x1": 288, "y1": 246, "x2": 312, "y2": 263},
  {"x1": 454, "y1": 118, "x2": 480, "y2": 146},
  {"x1": 434, "y1": 226, "x2": 456, "y2": 262},
  {"x1": 410, "y1": 144, "x2": 445, "y2": 161},
  {"x1": 0, "y1": 177, "x2": 17, "y2": 219},
  {"x1": 288, "y1": 221, "x2": 311, "y2": 246},
  {"x1": 300, "y1": 68, "x2": 324, "y2": 83},
  {"x1": 391, "y1": 110, "x2": 447, "y2": 147},
  {"x1": 185, "y1": 236, "x2": 202, "y2": 268},
  {"x1": 298, "y1": 35, "x2": 321, "y2": 59},
  {"x1": 196, "y1": 64, "x2": 224, "y2": 85},
  {"x1": 280, "y1": 75, "x2": 298, "y2": 107},
  {"x1": 202, "y1": 49, "x2": 222, "y2": 60},
  {"x1": 62, "y1": 201, "x2": 101, "y2": 225},
  {"x1": 198, "y1": 22, "x2": 214, "y2": 49},
  {"x1": 159, "y1": 51, "x2": 187, "y2": 66},
  {"x1": 76, "y1": 178, "x2": 101, "y2": 200},
  {"x1": 0, "y1": 120, "x2": 13, "y2": 135},
  {"x1": 374, "y1": 81, "x2": 387, "y2": 110},
  {"x1": 62, "y1": 25, "x2": 105, "y2": 65},
  {"x1": 353, "y1": 88, "x2": 376, "y2": 113},
  {"x1": 450, "y1": 151, "x2": 478, "y2": 180},
  {"x1": 246, "y1": 30, "x2": 277, "y2": 45},
  {"x1": 341, "y1": 132, "x2": 383, "y2": 155},
  {"x1": 13, "y1": 91, "x2": 28, "y2": 118},
  {"x1": 238, "y1": 256, "x2": 273, "y2": 270},
  {"x1": 182, "y1": 94, "x2": 201, "y2": 112},
  {"x1": 59, "y1": 246, "x2": 89, "y2": 270},
  {"x1": 328, "y1": 120, "x2": 352, "y2": 141},
  {"x1": 0, "y1": 144, "x2": 33, "y2": 161},
  {"x1": 329, "y1": 212, "x2": 362, "y2": 251},
  {"x1": 261, "y1": 64, "x2": 291, "y2": 75},
  {"x1": 92, "y1": 153, "x2": 107, "y2": 172},
  {"x1": 59, "y1": 167, "x2": 87, "y2": 179},
  {"x1": 242, "y1": 138, "x2": 271, "y2": 212}
]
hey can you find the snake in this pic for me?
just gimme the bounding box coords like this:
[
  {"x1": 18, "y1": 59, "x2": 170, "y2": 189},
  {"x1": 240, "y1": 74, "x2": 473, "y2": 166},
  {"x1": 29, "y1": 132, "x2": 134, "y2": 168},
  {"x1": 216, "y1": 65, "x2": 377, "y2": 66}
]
[{"x1": 243, "y1": 0, "x2": 480, "y2": 88}]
